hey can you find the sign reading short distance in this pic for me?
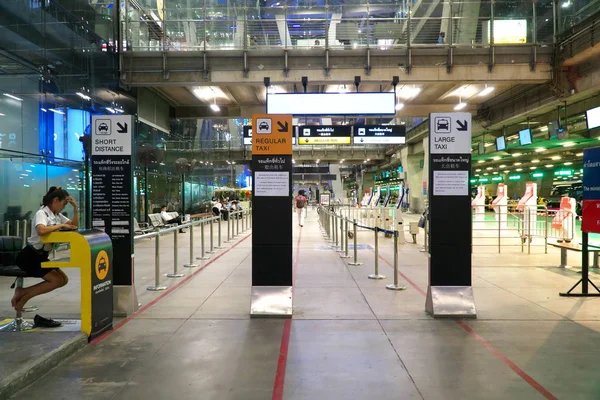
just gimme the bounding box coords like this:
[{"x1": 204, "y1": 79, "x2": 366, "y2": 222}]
[
  {"x1": 298, "y1": 125, "x2": 351, "y2": 145},
  {"x1": 430, "y1": 113, "x2": 471, "y2": 154},
  {"x1": 251, "y1": 115, "x2": 293, "y2": 155},
  {"x1": 353, "y1": 125, "x2": 406, "y2": 144},
  {"x1": 91, "y1": 115, "x2": 134, "y2": 287},
  {"x1": 582, "y1": 147, "x2": 600, "y2": 234}
]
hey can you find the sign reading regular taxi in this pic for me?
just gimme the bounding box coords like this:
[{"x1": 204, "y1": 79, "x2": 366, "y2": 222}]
[
  {"x1": 298, "y1": 125, "x2": 351, "y2": 145},
  {"x1": 252, "y1": 114, "x2": 293, "y2": 155}
]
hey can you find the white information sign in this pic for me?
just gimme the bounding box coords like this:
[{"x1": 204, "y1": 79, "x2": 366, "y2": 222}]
[
  {"x1": 433, "y1": 171, "x2": 469, "y2": 196},
  {"x1": 430, "y1": 113, "x2": 471, "y2": 154},
  {"x1": 255, "y1": 171, "x2": 289, "y2": 197},
  {"x1": 92, "y1": 115, "x2": 133, "y2": 156}
]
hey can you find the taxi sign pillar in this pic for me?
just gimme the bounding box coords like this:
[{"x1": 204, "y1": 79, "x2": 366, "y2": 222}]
[{"x1": 250, "y1": 114, "x2": 294, "y2": 317}]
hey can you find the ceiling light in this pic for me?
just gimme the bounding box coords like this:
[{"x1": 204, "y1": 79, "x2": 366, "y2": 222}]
[
  {"x1": 576, "y1": 152, "x2": 583, "y2": 156},
  {"x1": 478, "y1": 86, "x2": 495, "y2": 97},
  {"x1": 475, "y1": 169, "x2": 482, "y2": 172},
  {"x1": 516, "y1": 168, "x2": 523, "y2": 171},
  {"x1": 210, "y1": 103, "x2": 220, "y2": 112},
  {"x1": 192, "y1": 86, "x2": 228, "y2": 101},
  {"x1": 485, "y1": 167, "x2": 493, "y2": 170},
  {"x1": 76, "y1": 92, "x2": 91, "y2": 101},
  {"x1": 105, "y1": 107, "x2": 116, "y2": 113},
  {"x1": 545, "y1": 164, "x2": 553, "y2": 168},
  {"x1": 397, "y1": 85, "x2": 421, "y2": 100},
  {"x1": 483, "y1": 173, "x2": 489, "y2": 176},
  {"x1": 561, "y1": 1, "x2": 572, "y2": 8},
  {"x1": 41, "y1": 108, "x2": 47, "y2": 112},
  {"x1": 0, "y1": 113, "x2": 4, "y2": 116},
  {"x1": 477, "y1": 160, "x2": 485, "y2": 164},
  {"x1": 562, "y1": 142, "x2": 576, "y2": 147},
  {"x1": 316, "y1": 159, "x2": 320, "y2": 164},
  {"x1": 395, "y1": 102, "x2": 404, "y2": 111},
  {"x1": 492, "y1": 157, "x2": 500, "y2": 161},
  {"x1": 3, "y1": 93, "x2": 23, "y2": 101},
  {"x1": 454, "y1": 102, "x2": 467, "y2": 111},
  {"x1": 499, "y1": 164, "x2": 506, "y2": 168},
  {"x1": 531, "y1": 159, "x2": 539, "y2": 163},
  {"x1": 564, "y1": 162, "x2": 573, "y2": 165},
  {"x1": 366, "y1": 159, "x2": 371, "y2": 161},
  {"x1": 540, "y1": 126, "x2": 548, "y2": 132},
  {"x1": 535, "y1": 148, "x2": 546, "y2": 152},
  {"x1": 551, "y1": 155, "x2": 561, "y2": 160},
  {"x1": 49, "y1": 108, "x2": 65, "y2": 115},
  {"x1": 340, "y1": 159, "x2": 345, "y2": 163},
  {"x1": 292, "y1": 159, "x2": 295, "y2": 163},
  {"x1": 512, "y1": 153, "x2": 522, "y2": 157},
  {"x1": 503, "y1": 170, "x2": 510, "y2": 173},
  {"x1": 515, "y1": 162, "x2": 522, "y2": 166},
  {"x1": 530, "y1": 167, "x2": 537, "y2": 170}
]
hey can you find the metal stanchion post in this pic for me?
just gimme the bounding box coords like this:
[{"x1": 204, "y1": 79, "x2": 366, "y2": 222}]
[
  {"x1": 216, "y1": 217, "x2": 223, "y2": 248},
  {"x1": 206, "y1": 218, "x2": 215, "y2": 254},
  {"x1": 197, "y1": 220, "x2": 210, "y2": 260},
  {"x1": 368, "y1": 227, "x2": 386, "y2": 279},
  {"x1": 148, "y1": 234, "x2": 167, "y2": 290},
  {"x1": 167, "y1": 230, "x2": 184, "y2": 278},
  {"x1": 236, "y1": 211, "x2": 240, "y2": 236},
  {"x1": 386, "y1": 230, "x2": 407, "y2": 290},
  {"x1": 337, "y1": 215, "x2": 345, "y2": 253},
  {"x1": 334, "y1": 214, "x2": 339, "y2": 249},
  {"x1": 15, "y1": 220, "x2": 20, "y2": 237},
  {"x1": 340, "y1": 218, "x2": 350, "y2": 258},
  {"x1": 225, "y1": 215, "x2": 231, "y2": 243},
  {"x1": 3, "y1": 221, "x2": 9, "y2": 236},
  {"x1": 349, "y1": 219, "x2": 363, "y2": 266},
  {"x1": 184, "y1": 222, "x2": 200, "y2": 268}
]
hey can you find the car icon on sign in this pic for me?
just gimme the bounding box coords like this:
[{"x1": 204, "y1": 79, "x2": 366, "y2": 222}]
[
  {"x1": 259, "y1": 122, "x2": 269, "y2": 131},
  {"x1": 98, "y1": 123, "x2": 109, "y2": 132},
  {"x1": 436, "y1": 119, "x2": 449, "y2": 131},
  {"x1": 98, "y1": 258, "x2": 107, "y2": 273}
]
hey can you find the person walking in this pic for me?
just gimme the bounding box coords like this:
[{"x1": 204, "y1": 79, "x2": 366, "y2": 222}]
[{"x1": 294, "y1": 190, "x2": 308, "y2": 227}]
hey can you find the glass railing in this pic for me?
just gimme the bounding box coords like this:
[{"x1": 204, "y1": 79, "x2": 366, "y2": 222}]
[{"x1": 121, "y1": 0, "x2": 556, "y2": 52}]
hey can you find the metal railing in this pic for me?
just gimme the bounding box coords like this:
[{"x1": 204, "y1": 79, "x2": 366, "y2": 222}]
[
  {"x1": 122, "y1": 0, "x2": 556, "y2": 53},
  {"x1": 318, "y1": 205, "x2": 407, "y2": 291}
]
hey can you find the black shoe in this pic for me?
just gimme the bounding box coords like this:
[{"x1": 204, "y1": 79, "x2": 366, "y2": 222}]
[{"x1": 33, "y1": 314, "x2": 61, "y2": 328}]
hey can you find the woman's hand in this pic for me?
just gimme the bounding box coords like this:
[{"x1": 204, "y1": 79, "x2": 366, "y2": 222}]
[
  {"x1": 66, "y1": 196, "x2": 78, "y2": 210},
  {"x1": 61, "y1": 223, "x2": 78, "y2": 230}
]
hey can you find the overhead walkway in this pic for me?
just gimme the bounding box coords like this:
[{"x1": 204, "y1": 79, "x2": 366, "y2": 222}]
[{"x1": 6, "y1": 210, "x2": 600, "y2": 399}]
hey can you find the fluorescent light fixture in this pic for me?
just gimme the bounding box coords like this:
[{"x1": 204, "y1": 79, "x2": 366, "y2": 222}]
[
  {"x1": 395, "y1": 102, "x2": 404, "y2": 111},
  {"x1": 316, "y1": 159, "x2": 320, "y2": 164},
  {"x1": 3, "y1": 93, "x2": 23, "y2": 101},
  {"x1": 562, "y1": 141, "x2": 576, "y2": 147},
  {"x1": 41, "y1": 108, "x2": 47, "y2": 112},
  {"x1": 545, "y1": 164, "x2": 553, "y2": 168},
  {"x1": 561, "y1": 1, "x2": 572, "y2": 8},
  {"x1": 551, "y1": 155, "x2": 561, "y2": 160},
  {"x1": 210, "y1": 103, "x2": 220, "y2": 112},
  {"x1": 267, "y1": 93, "x2": 396, "y2": 115},
  {"x1": 535, "y1": 147, "x2": 546, "y2": 152},
  {"x1": 292, "y1": 159, "x2": 296, "y2": 164},
  {"x1": 531, "y1": 159, "x2": 539, "y2": 163},
  {"x1": 483, "y1": 173, "x2": 489, "y2": 176},
  {"x1": 477, "y1": 160, "x2": 485, "y2": 164},
  {"x1": 397, "y1": 86, "x2": 421, "y2": 100},
  {"x1": 516, "y1": 168, "x2": 523, "y2": 172},
  {"x1": 530, "y1": 167, "x2": 537, "y2": 170},
  {"x1": 478, "y1": 86, "x2": 495, "y2": 97},
  {"x1": 475, "y1": 169, "x2": 482, "y2": 172},
  {"x1": 105, "y1": 107, "x2": 116, "y2": 113},
  {"x1": 576, "y1": 152, "x2": 583, "y2": 156},
  {"x1": 76, "y1": 92, "x2": 91, "y2": 100},
  {"x1": 486, "y1": 167, "x2": 493, "y2": 170},
  {"x1": 504, "y1": 170, "x2": 510, "y2": 173},
  {"x1": 454, "y1": 102, "x2": 467, "y2": 111},
  {"x1": 499, "y1": 164, "x2": 507, "y2": 168},
  {"x1": 450, "y1": 85, "x2": 478, "y2": 98},
  {"x1": 366, "y1": 158, "x2": 371, "y2": 161},
  {"x1": 515, "y1": 162, "x2": 522, "y2": 166},
  {"x1": 49, "y1": 108, "x2": 65, "y2": 115},
  {"x1": 512, "y1": 153, "x2": 522, "y2": 157},
  {"x1": 492, "y1": 157, "x2": 500, "y2": 161},
  {"x1": 192, "y1": 86, "x2": 228, "y2": 101},
  {"x1": 0, "y1": 113, "x2": 4, "y2": 116},
  {"x1": 564, "y1": 162, "x2": 573, "y2": 165},
  {"x1": 540, "y1": 126, "x2": 548, "y2": 132}
]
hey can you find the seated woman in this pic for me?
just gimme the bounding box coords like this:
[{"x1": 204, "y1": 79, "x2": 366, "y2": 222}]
[{"x1": 12, "y1": 187, "x2": 79, "y2": 327}]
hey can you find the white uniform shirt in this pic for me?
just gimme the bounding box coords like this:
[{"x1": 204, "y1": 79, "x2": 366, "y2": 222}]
[
  {"x1": 160, "y1": 210, "x2": 171, "y2": 222},
  {"x1": 29, "y1": 206, "x2": 69, "y2": 251}
]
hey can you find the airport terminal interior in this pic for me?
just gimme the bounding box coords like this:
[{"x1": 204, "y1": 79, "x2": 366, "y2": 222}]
[{"x1": 2, "y1": 0, "x2": 600, "y2": 399}]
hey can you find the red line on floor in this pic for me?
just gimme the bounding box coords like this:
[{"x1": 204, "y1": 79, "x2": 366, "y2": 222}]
[
  {"x1": 376, "y1": 251, "x2": 558, "y2": 400},
  {"x1": 90, "y1": 233, "x2": 252, "y2": 346},
  {"x1": 272, "y1": 230, "x2": 302, "y2": 400}
]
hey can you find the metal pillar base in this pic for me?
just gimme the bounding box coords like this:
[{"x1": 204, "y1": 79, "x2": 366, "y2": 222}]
[
  {"x1": 113, "y1": 285, "x2": 140, "y2": 317},
  {"x1": 166, "y1": 273, "x2": 185, "y2": 278},
  {"x1": 340, "y1": 254, "x2": 351, "y2": 259},
  {"x1": 386, "y1": 284, "x2": 407, "y2": 291},
  {"x1": 206, "y1": 250, "x2": 215, "y2": 254},
  {"x1": 147, "y1": 285, "x2": 168, "y2": 291},
  {"x1": 0, "y1": 317, "x2": 34, "y2": 332},
  {"x1": 196, "y1": 256, "x2": 210, "y2": 261},
  {"x1": 368, "y1": 274, "x2": 386, "y2": 280},
  {"x1": 425, "y1": 286, "x2": 477, "y2": 318},
  {"x1": 348, "y1": 262, "x2": 363, "y2": 266},
  {"x1": 184, "y1": 263, "x2": 200, "y2": 268},
  {"x1": 250, "y1": 286, "x2": 293, "y2": 318}
]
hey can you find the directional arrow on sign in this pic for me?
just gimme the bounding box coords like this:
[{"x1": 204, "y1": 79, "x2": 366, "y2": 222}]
[
  {"x1": 117, "y1": 122, "x2": 128, "y2": 133},
  {"x1": 456, "y1": 120, "x2": 468, "y2": 131},
  {"x1": 277, "y1": 121, "x2": 289, "y2": 132}
]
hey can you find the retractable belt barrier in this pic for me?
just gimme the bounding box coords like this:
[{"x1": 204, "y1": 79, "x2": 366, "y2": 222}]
[{"x1": 317, "y1": 206, "x2": 407, "y2": 292}]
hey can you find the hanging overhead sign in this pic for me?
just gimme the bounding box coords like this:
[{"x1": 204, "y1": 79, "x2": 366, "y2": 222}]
[
  {"x1": 353, "y1": 125, "x2": 406, "y2": 144},
  {"x1": 298, "y1": 125, "x2": 352, "y2": 145},
  {"x1": 266, "y1": 92, "x2": 396, "y2": 115}
]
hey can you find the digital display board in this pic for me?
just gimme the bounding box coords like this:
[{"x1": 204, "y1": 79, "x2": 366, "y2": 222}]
[
  {"x1": 297, "y1": 125, "x2": 351, "y2": 145},
  {"x1": 495, "y1": 136, "x2": 506, "y2": 151},
  {"x1": 353, "y1": 125, "x2": 406, "y2": 144},
  {"x1": 518, "y1": 128, "x2": 532, "y2": 146},
  {"x1": 586, "y1": 106, "x2": 600, "y2": 130}
]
